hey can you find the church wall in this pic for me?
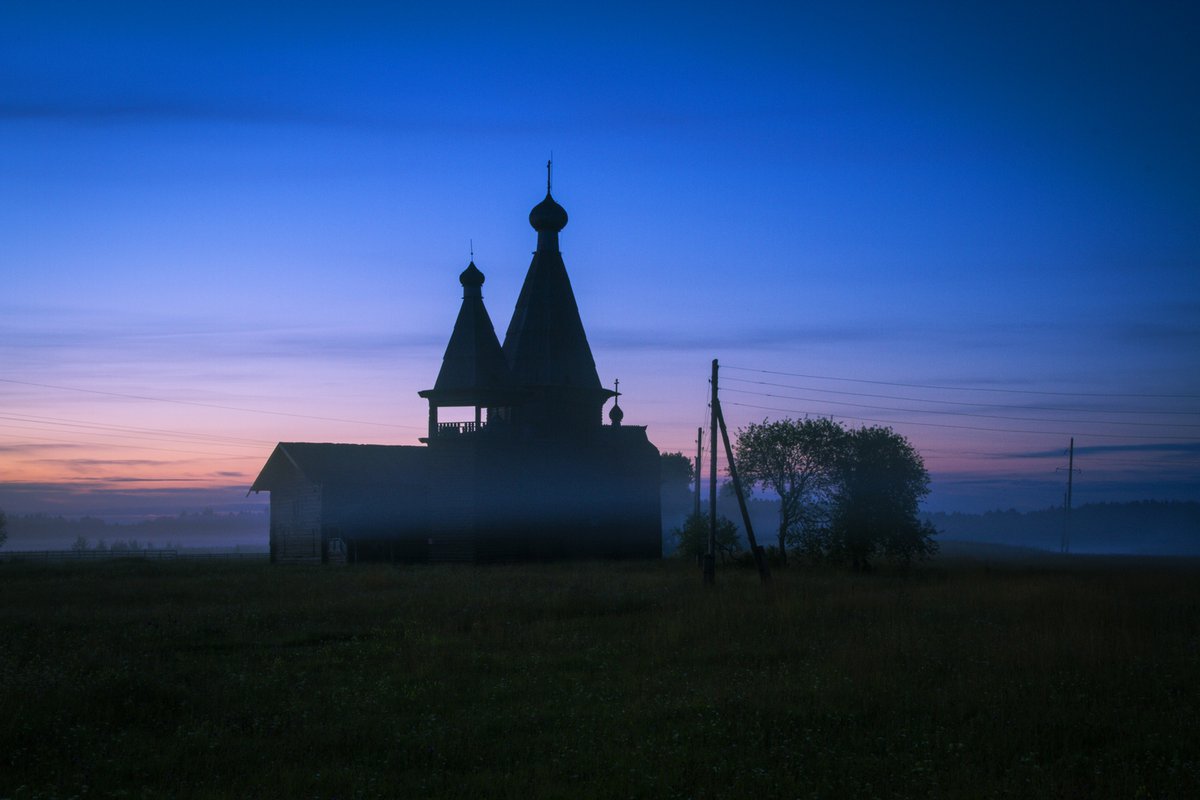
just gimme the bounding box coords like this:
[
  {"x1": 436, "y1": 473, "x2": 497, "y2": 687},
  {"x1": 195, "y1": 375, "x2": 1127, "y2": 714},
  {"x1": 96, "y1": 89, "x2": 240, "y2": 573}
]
[
  {"x1": 420, "y1": 427, "x2": 661, "y2": 561},
  {"x1": 322, "y1": 480, "x2": 432, "y2": 563},
  {"x1": 593, "y1": 430, "x2": 660, "y2": 557},
  {"x1": 426, "y1": 439, "x2": 480, "y2": 561}
]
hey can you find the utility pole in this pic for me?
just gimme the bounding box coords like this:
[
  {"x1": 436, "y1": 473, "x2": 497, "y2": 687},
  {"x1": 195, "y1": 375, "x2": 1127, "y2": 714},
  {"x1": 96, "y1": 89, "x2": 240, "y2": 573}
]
[
  {"x1": 1057, "y1": 437, "x2": 1077, "y2": 553},
  {"x1": 1064, "y1": 437, "x2": 1075, "y2": 553},
  {"x1": 705, "y1": 360, "x2": 718, "y2": 585},
  {"x1": 699, "y1": 359, "x2": 769, "y2": 584},
  {"x1": 694, "y1": 426, "x2": 703, "y2": 519}
]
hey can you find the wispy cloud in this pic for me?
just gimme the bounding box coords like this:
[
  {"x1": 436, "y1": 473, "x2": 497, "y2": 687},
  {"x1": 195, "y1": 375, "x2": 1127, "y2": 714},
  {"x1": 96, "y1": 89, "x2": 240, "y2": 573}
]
[
  {"x1": 1006, "y1": 442, "x2": 1200, "y2": 459},
  {"x1": 0, "y1": 481, "x2": 266, "y2": 518},
  {"x1": 0, "y1": 99, "x2": 333, "y2": 126},
  {"x1": 0, "y1": 443, "x2": 85, "y2": 454},
  {"x1": 926, "y1": 470, "x2": 1200, "y2": 512},
  {"x1": 1107, "y1": 299, "x2": 1200, "y2": 342},
  {"x1": 1, "y1": 310, "x2": 444, "y2": 362},
  {"x1": 0, "y1": 96, "x2": 727, "y2": 138},
  {"x1": 592, "y1": 323, "x2": 922, "y2": 352},
  {"x1": 590, "y1": 317, "x2": 1092, "y2": 355},
  {"x1": 28, "y1": 458, "x2": 172, "y2": 469}
]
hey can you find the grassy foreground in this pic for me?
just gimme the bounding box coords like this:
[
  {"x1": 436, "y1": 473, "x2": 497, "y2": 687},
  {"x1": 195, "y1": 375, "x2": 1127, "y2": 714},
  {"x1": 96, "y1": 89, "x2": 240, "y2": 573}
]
[{"x1": 1, "y1": 555, "x2": 1197, "y2": 799}]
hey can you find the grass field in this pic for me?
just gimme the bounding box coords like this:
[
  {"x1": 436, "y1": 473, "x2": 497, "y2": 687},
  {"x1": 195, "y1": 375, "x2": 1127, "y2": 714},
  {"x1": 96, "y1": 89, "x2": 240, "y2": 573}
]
[{"x1": 1, "y1": 553, "x2": 1197, "y2": 799}]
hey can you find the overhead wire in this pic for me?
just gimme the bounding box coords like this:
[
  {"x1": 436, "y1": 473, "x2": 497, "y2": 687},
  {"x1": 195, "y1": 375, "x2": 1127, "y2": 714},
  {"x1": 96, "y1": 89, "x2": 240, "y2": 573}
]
[
  {"x1": 722, "y1": 365, "x2": 1200, "y2": 400},
  {"x1": 721, "y1": 400, "x2": 1199, "y2": 441},
  {"x1": 0, "y1": 429, "x2": 264, "y2": 460},
  {"x1": 0, "y1": 377, "x2": 424, "y2": 430},
  {"x1": 720, "y1": 387, "x2": 1200, "y2": 430},
  {"x1": 0, "y1": 421, "x2": 268, "y2": 454},
  {"x1": 0, "y1": 412, "x2": 277, "y2": 448},
  {"x1": 721, "y1": 376, "x2": 1200, "y2": 416}
]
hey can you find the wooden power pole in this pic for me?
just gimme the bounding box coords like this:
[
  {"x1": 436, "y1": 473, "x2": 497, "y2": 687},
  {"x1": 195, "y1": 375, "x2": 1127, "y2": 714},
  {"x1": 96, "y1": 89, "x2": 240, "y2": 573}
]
[
  {"x1": 705, "y1": 360, "x2": 718, "y2": 584},
  {"x1": 702, "y1": 359, "x2": 770, "y2": 585},
  {"x1": 1063, "y1": 437, "x2": 1075, "y2": 553},
  {"x1": 694, "y1": 426, "x2": 703, "y2": 519}
]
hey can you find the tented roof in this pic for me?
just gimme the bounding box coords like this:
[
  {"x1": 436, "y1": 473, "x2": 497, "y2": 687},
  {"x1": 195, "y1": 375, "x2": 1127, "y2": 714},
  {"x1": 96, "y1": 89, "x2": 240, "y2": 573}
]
[
  {"x1": 502, "y1": 191, "x2": 605, "y2": 393},
  {"x1": 422, "y1": 262, "x2": 518, "y2": 407}
]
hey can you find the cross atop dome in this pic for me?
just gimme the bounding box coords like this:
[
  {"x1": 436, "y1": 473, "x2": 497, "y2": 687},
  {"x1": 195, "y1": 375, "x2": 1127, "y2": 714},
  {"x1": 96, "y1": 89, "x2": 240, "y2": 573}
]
[{"x1": 609, "y1": 379, "x2": 624, "y2": 427}]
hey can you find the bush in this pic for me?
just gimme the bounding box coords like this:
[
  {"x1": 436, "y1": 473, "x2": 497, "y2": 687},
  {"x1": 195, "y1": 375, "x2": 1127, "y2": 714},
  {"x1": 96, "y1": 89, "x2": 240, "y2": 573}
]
[{"x1": 672, "y1": 512, "x2": 741, "y2": 561}]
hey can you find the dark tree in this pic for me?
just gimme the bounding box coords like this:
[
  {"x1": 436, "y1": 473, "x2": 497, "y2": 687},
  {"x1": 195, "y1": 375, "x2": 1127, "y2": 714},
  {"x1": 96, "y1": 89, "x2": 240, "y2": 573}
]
[
  {"x1": 734, "y1": 417, "x2": 846, "y2": 565},
  {"x1": 829, "y1": 425, "x2": 937, "y2": 571},
  {"x1": 672, "y1": 512, "x2": 741, "y2": 561},
  {"x1": 660, "y1": 451, "x2": 694, "y2": 509}
]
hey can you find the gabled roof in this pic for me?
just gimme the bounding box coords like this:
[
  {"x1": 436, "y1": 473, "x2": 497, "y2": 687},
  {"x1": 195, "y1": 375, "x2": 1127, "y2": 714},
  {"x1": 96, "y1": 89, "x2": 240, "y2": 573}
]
[{"x1": 249, "y1": 443, "x2": 427, "y2": 493}]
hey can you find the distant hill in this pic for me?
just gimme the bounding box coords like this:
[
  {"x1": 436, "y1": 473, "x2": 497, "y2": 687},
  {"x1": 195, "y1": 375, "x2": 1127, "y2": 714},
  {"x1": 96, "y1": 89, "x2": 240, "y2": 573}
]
[{"x1": 925, "y1": 501, "x2": 1200, "y2": 555}]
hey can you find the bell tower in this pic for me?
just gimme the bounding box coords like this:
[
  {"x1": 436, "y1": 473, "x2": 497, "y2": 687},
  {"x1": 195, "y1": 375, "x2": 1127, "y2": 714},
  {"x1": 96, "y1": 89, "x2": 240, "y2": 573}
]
[{"x1": 418, "y1": 260, "x2": 519, "y2": 441}]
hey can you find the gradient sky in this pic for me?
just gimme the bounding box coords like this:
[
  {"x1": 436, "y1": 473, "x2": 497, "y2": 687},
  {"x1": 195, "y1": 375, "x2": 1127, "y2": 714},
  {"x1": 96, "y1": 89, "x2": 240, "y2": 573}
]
[{"x1": 2, "y1": 0, "x2": 1198, "y2": 518}]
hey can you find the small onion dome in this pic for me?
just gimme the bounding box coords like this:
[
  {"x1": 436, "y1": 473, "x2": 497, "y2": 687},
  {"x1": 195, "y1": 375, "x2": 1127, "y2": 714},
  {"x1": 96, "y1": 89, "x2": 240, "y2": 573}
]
[
  {"x1": 529, "y1": 192, "x2": 568, "y2": 232},
  {"x1": 459, "y1": 261, "x2": 485, "y2": 288},
  {"x1": 608, "y1": 400, "x2": 624, "y2": 426}
]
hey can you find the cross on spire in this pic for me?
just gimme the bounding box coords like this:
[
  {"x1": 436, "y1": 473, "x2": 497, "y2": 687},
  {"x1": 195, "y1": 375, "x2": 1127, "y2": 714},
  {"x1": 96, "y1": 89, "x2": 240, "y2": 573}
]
[{"x1": 546, "y1": 157, "x2": 552, "y2": 193}]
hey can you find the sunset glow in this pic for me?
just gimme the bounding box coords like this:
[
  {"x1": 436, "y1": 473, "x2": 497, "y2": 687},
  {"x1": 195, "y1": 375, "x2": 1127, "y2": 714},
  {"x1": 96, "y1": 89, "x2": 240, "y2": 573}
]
[{"x1": 3, "y1": 1, "x2": 1198, "y2": 518}]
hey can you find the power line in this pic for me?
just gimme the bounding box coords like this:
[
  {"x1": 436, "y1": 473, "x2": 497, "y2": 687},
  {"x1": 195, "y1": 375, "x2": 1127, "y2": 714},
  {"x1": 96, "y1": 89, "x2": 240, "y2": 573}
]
[
  {"x1": 0, "y1": 430, "x2": 264, "y2": 460},
  {"x1": 720, "y1": 387, "x2": 1200, "y2": 430},
  {"x1": 722, "y1": 366, "x2": 1200, "y2": 400},
  {"x1": 0, "y1": 413, "x2": 277, "y2": 448},
  {"x1": 0, "y1": 420, "x2": 268, "y2": 453},
  {"x1": 0, "y1": 377, "x2": 423, "y2": 430},
  {"x1": 721, "y1": 376, "x2": 1200, "y2": 416},
  {"x1": 721, "y1": 400, "x2": 1200, "y2": 441}
]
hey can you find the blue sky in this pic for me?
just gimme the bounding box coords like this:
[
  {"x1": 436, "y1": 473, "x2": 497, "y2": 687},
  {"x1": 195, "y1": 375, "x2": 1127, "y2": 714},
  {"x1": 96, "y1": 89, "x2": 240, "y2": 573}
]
[{"x1": 2, "y1": 0, "x2": 1198, "y2": 517}]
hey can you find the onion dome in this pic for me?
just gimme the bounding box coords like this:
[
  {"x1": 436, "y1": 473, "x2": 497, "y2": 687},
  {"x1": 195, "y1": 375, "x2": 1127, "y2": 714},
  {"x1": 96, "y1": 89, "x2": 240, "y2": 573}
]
[
  {"x1": 460, "y1": 261, "x2": 485, "y2": 289},
  {"x1": 529, "y1": 192, "x2": 568, "y2": 233},
  {"x1": 608, "y1": 399, "x2": 624, "y2": 426}
]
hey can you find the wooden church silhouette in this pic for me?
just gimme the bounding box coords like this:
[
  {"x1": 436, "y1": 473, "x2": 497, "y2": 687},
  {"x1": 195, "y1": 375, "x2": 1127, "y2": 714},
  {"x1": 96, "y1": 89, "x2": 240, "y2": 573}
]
[{"x1": 251, "y1": 169, "x2": 662, "y2": 563}]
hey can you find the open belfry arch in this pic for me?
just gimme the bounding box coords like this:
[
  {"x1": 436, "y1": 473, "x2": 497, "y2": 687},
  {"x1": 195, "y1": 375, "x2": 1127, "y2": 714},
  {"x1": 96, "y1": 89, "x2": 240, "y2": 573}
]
[{"x1": 251, "y1": 165, "x2": 661, "y2": 563}]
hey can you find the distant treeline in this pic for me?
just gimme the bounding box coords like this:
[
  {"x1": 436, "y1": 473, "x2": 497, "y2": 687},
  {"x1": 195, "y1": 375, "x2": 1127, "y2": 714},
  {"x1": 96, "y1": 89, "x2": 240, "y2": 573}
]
[
  {"x1": 925, "y1": 501, "x2": 1200, "y2": 555},
  {"x1": 670, "y1": 495, "x2": 1200, "y2": 557},
  {"x1": 5, "y1": 508, "x2": 268, "y2": 550},
  {"x1": 7, "y1": 500, "x2": 1196, "y2": 555}
]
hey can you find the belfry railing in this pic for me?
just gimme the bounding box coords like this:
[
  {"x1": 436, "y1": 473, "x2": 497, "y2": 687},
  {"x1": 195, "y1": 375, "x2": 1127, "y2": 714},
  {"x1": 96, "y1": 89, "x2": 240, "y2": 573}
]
[{"x1": 435, "y1": 421, "x2": 480, "y2": 436}]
